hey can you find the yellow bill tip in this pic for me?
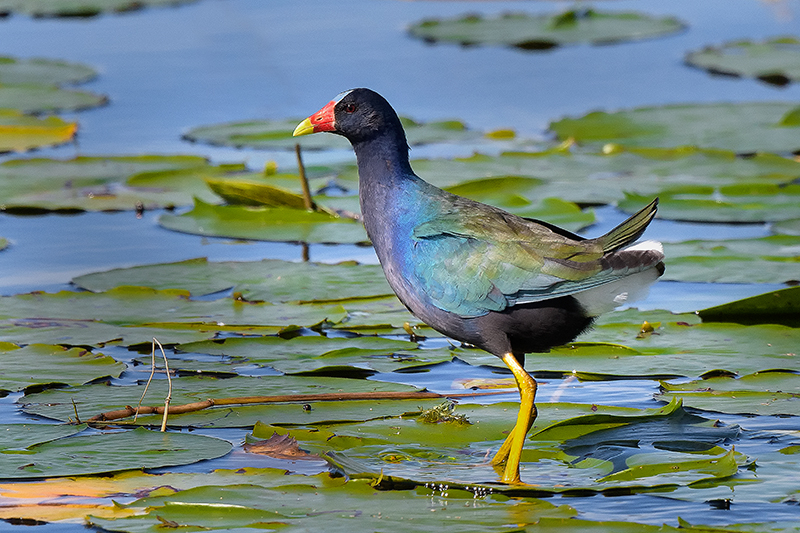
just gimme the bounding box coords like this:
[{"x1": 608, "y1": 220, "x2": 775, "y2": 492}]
[{"x1": 293, "y1": 117, "x2": 314, "y2": 137}]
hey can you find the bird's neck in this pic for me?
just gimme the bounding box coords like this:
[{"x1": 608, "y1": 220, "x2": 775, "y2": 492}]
[{"x1": 351, "y1": 130, "x2": 414, "y2": 189}]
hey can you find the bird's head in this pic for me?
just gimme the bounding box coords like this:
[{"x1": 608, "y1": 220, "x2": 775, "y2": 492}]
[{"x1": 293, "y1": 88, "x2": 404, "y2": 145}]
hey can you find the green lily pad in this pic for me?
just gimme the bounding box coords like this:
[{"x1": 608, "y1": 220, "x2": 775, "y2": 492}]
[
  {"x1": 0, "y1": 56, "x2": 97, "y2": 86},
  {"x1": 0, "y1": 84, "x2": 107, "y2": 114},
  {"x1": 0, "y1": 287, "x2": 350, "y2": 347},
  {"x1": 0, "y1": 237, "x2": 7, "y2": 251},
  {"x1": 0, "y1": 109, "x2": 76, "y2": 153},
  {"x1": 0, "y1": 426, "x2": 232, "y2": 479},
  {"x1": 73, "y1": 257, "x2": 392, "y2": 302},
  {"x1": 335, "y1": 146, "x2": 800, "y2": 207},
  {"x1": 550, "y1": 102, "x2": 800, "y2": 153},
  {"x1": 620, "y1": 183, "x2": 800, "y2": 222},
  {"x1": 773, "y1": 218, "x2": 800, "y2": 236},
  {"x1": 698, "y1": 286, "x2": 800, "y2": 325},
  {"x1": 663, "y1": 235, "x2": 800, "y2": 284},
  {"x1": 658, "y1": 371, "x2": 800, "y2": 416},
  {"x1": 184, "y1": 115, "x2": 493, "y2": 151},
  {"x1": 408, "y1": 10, "x2": 685, "y2": 50},
  {"x1": 686, "y1": 36, "x2": 800, "y2": 86},
  {"x1": 177, "y1": 335, "x2": 453, "y2": 374},
  {"x1": 0, "y1": 343, "x2": 125, "y2": 393},
  {"x1": 0, "y1": 0, "x2": 199, "y2": 17},
  {"x1": 159, "y1": 197, "x2": 369, "y2": 244},
  {"x1": 462, "y1": 309, "x2": 799, "y2": 379},
  {"x1": 0, "y1": 155, "x2": 246, "y2": 212},
  {"x1": 20, "y1": 375, "x2": 431, "y2": 427}
]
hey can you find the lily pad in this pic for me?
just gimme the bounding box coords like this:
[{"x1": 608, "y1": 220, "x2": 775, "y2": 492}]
[
  {"x1": 159, "y1": 197, "x2": 369, "y2": 244},
  {"x1": 73, "y1": 257, "x2": 392, "y2": 302},
  {"x1": 0, "y1": 0, "x2": 199, "y2": 17},
  {"x1": 0, "y1": 237, "x2": 7, "y2": 251},
  {"x1": 335, "y1": 146, "x2": 800, "y2": 207},
  {"x1": 663, "y1": 235, "x2": 800, "y2": 284},
  {"x1": 184, "y1": 116, "x2": 493, "y2": 151},
  {"x1": 177, "y1": 335, "x2": 452, "y2": 374},
  {"x1": 697, "y1": 286, "x2": 800, "y2": 325},
  {"x1": 0, "y1": 343, "x2": 125, "y2": 393},
  {"x1": 620, "y1": 183, "x2": 800, "y2": 223},
  {"x1": 773, "y1": 218, "x2": 800, "y2": 236},
  {"x1": 0, "y1": 109, "x2": 76, "y2": 153},
  {"x1": 408, "y1": 10, "x2": 685, "y2": 50},
  {"x1": 0, "y1": 155, "x2": 245, "y2": 212},
  {"x1": 0, "y1": 426, "x2": 232, "y2": 479},
  {"x1": 0, "y1": 56, "x2": 97, "y2": 86},
  {"x1": 550, "y1": 102, "x2": 800, "y2": 154},
  {"x1": 0, "y1": 84, "x2": 107, "y2": 114},
  {"x1": 658, "y1": 371, "x2": 800, "y2": 416},
  {"x1": 686, "y1": 36, "x2": 800, "y2": 86}
]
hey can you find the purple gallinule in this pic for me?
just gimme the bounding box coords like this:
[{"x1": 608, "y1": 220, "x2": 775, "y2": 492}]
[{"x1": 294, "y1": 88, "x2": 664, "y2": 484}]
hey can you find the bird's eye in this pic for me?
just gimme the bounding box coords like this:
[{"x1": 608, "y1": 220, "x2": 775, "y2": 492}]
[{"x1": 343, "y1": 103, "x2": 357, "y2": 113}]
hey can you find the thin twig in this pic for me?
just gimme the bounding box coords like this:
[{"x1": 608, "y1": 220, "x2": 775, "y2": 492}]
[
  {"x1": 86, "y1": 389, "x2": 509, "y2": 424},
  {"x1": 134, "y1": 338, "x2": 159, "y2": 422},
  {"x1": 155, "y1": 338, "x2": 172, "y2": 432},
  {"x1": 295, "y1": 143, "x2": 316, "y2": 211}
]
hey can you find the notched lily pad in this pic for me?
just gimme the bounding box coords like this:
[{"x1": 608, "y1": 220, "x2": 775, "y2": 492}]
[
  {"x1": 550, "y1": 102, "x2": 800, "y2": 154},
  {"x1": 0, "y1": 343, "x2": 125, "y2": 393},
  {"x1": 184, "y1": 116, "x2": 493, "y2": 151},
  {"x1": 159, "y1": 197, "x2": 369, "y2": 244},
  {"x1": 0, "y1": 109, "x2": 76, "y2": 153},
  {"x1": 408, "y1": 10, "x2": 685, "y2": 50},
  {"x1": 686, "y1": 36, "x2": 800, "y2": 86}
]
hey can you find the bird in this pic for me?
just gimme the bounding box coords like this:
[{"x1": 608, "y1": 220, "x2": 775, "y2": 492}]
[{"x1": 294, "y1": 88, "x2": 665, "y2": 484}]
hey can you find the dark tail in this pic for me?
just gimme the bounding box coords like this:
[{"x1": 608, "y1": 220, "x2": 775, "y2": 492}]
[{"x1": 596, "y1": 198, "x2": 658, "y2": 253}]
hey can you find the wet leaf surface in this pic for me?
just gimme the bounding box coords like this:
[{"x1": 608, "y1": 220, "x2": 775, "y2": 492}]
[
  {"x1": 0, "y1": 109, "x2": 76, "y2": 153},
  {"x1": 686, "y1": 37, "x2": 800, "y2": 85},
  {"x1": 550, "y1": 102, "x2": 800, "y2": 153},
  {"x1": 408, "y1": 10, "x2": 685, "y2": 49}
]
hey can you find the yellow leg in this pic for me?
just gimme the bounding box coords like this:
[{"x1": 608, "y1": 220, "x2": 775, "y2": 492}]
[{"x1": 490, "y1": 352, "x2": 537, "y2": 484}]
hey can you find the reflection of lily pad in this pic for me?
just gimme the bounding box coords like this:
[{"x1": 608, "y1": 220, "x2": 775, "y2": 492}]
[
  {"x1": 550, "y1": 102, "x2": 800, "y2": 153},
  {"x1": 0, "y1": 426, "x2": 231, "y2": 479},
  {"x1": 0, "y1": 343, "x2": 125, "y2": 393},
  {"x1": 73, "y1": 257, "x2": 392, "y2": 302},
  {"x1": 686, "y1": 37, "x2": 800, "y2": 86},
  {"x1": 620, "y1": 184, "x2": 800, "y2": 222},
  {"x1": 408, "y1": 10, "x2": 685, "y2": 50},
  {"x1": 0, "y1": 155, "x2": 245, "y2": 212},
  {"x1": 0, "y1": 0, "x2": 199, "y2": 17},
  {"x1": 0, "y1": 109, "x2": 76, "y2": 153},
  {"x1": 159, "y1": 198, "x2": 369, "y2": 244},
  {"x1": 0, "y1": 84, "x2": 107, "y2": 114},
  {"x1": 184, "y1": 116, "x2": 492, "y2": 151},
  {"x1": 0, "y1": 56, "x2": 97, "y2": 86}
]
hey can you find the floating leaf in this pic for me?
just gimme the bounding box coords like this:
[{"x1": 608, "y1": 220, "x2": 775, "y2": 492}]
[
  {"x1": 686, "y1": 37, "x2": 800, "y2": 86},
  {"x1": 658, "y1": 371, "x2": 800, "y2": 416},
  {"x1": 0, "y1": 343, "x2": 125, "y2": 393},
  {"x1": 408, "y1": 10, "x2": 685, "y2": 50},
  {"x1": 773, "y1": 218, "x2": 800, "y2": 236},
  {"x1": 0, "y1": 109, "x2": 76, "y2": 153},
  {"x1": 177, "y1": 334, "x2": 452, "y2": 374},
  {"x1": 0, "y1": 426, "x2": 231, "y2": 479},
  {"x1": 0, "y1": 0, "x2": 200, "y2": 17},
  {"x1": 550, "y1": 102, "x2": 800, "y2": 153},
  {"x1": 620, "y1": 184, "x2": 800, "y2": 223},
  {"x1": 0, "y1": 84, "x2": 107, "y2": 114},
  {"x1": 0, "y1": 155, "x2": 245, "y2": 212},
  {"x1": 73, "y1": 257, "x2": 392, "y2": 302},
  {"x1": 159, "y1": 197, "x2": 369, "y2": 244},
  {"x1": 184, "y1": 116, "x2": 491, "y2": 151},
  {"x1": 697, "y1": 286, "x2": 800, "y2": 325},
  {"x1": 0, "y1": 56, "x2": 97, "y2": 86},
  {"x1": 663, "y1": 235, "x2": 800, "y2": 284},
  {"x1": 0, "y1": 237, "x2": 7, "y2": 251}
]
